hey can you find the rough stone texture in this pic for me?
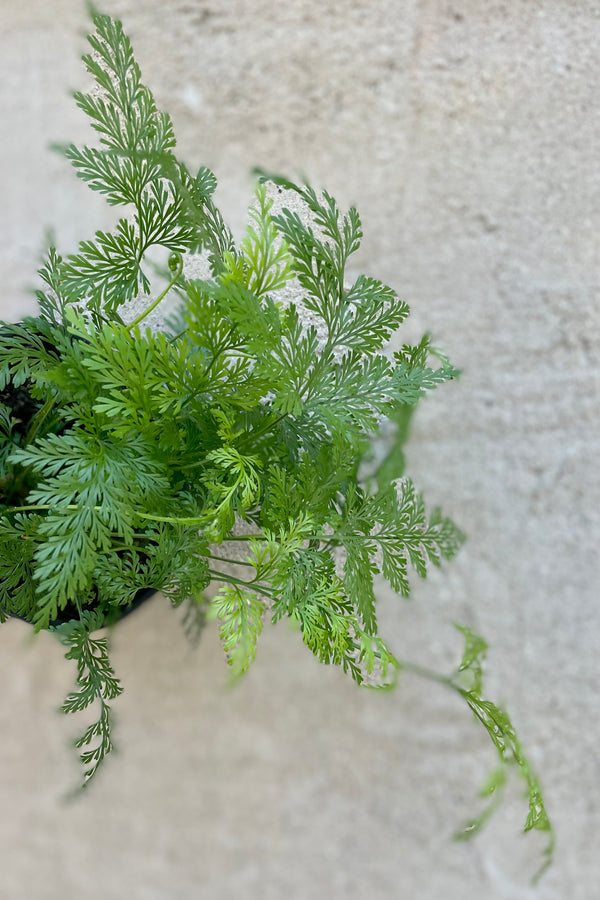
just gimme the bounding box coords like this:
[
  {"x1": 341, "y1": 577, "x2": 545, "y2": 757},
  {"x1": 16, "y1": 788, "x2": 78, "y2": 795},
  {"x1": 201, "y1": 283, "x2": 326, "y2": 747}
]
[{"x1": 1, "y1": 1, "x2": 598, "y2": 898}]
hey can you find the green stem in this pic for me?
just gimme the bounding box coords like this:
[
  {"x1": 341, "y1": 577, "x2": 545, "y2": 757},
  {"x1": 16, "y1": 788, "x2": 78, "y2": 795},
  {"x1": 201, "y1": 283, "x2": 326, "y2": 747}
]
[
  {"x1": 2, "y1": 503, "x2": 271, "y2": 543},
  {"x1": 24, "y1": 397, "x2": 57, "y2": 446},
  {"x1": 135, "y1": 510, "x2": 206, "y2": 525},
  {"x1": 207, "y1": 568, "x2": 273, "y2": 600},
  {"x1": 240, "y1": 411, "x2": 289, "y2": 447},
  {"x1": 398, "y1": 659, "x2": 457, "y2": 689},
  {"x1": 208, "y1": 553, "x2": 254, "y2": 568},
  {"x1": 4, "y1": 502, "x2": 55, "y2": 513},
  {"x1": 127, "y1": 254, "x2": 184, "y2": 331},
  {"x1": 109, "y1": 534, "x2": 159, "y2": 552},
  {"x1": 4, "y1": 503, "x2": 206, "y2": 529},
  {"x1": 349, "y1": 639, "x2": 457, "y2": 691}
]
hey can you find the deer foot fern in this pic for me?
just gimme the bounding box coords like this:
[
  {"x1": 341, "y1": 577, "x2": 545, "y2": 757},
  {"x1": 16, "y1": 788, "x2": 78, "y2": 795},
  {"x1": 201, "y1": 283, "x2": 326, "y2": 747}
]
[{"x1": 0, "y1": 8, "x2": 552, "y2": 877}]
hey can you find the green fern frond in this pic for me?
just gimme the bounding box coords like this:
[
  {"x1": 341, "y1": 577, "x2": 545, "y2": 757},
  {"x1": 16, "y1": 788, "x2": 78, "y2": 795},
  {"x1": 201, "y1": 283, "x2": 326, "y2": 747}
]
[
  {"x1": 211, "y1": 584, "x2": 265, "y2": 677},
  {"x1": 55, "y1": 610, "x2": 122, "y2": 784}
]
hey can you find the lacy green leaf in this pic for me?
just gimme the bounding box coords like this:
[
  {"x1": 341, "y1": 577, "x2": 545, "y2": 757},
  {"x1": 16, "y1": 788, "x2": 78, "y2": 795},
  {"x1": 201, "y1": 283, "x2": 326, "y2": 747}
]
[{"x1": 55, "y1": 610, "x2": 123, "y2": 785}]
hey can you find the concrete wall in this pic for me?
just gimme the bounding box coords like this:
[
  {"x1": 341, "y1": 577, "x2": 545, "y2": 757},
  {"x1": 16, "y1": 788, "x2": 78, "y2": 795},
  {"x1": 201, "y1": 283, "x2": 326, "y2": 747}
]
[{"x1": 1, "y1": 1, "x2": 598, "y2": 897}]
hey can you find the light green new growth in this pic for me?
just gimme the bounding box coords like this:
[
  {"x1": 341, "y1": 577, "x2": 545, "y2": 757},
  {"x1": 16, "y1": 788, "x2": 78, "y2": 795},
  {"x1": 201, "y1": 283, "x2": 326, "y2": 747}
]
[{"x1": 0, "y1": 9, "x2": 552, "y2": 874}]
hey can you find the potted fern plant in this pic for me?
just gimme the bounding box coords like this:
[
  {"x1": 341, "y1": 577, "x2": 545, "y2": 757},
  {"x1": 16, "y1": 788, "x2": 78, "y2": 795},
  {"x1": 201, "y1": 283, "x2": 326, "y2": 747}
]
[{"x1": 0, "y1": 8, "x2": 552, "y2": 875}]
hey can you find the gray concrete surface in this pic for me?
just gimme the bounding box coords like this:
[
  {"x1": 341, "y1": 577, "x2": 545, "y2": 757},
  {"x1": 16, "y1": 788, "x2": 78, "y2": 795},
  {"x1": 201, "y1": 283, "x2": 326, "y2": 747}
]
[{"x1": 1, "y1": 1, "x2": 598, "y2": 898}]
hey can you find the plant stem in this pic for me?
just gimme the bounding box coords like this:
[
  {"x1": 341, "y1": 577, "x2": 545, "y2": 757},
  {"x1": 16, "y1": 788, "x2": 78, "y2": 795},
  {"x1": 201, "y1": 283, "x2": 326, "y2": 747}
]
[
  {"x1": 135, "y1": 511, "x2": 206, "y2": 525},
  {"x1": 4, "y1": 502, "x2": 54, "y2": 513},
  {"x1": 238, "y1": 411, "x2": 289, "y2": 449},
  {"x1": 398, "y1": 659, "x2": 457, "y2": 689},
  {"x1": 207, "y1": 568, "x2": 273, "y2": 599},
  {"x1": 127, "y1": 254, "x2": 184, "y2": 331},
  {"x1": 2, "y1": 502, "x2": 272, "y2": 542},
  {"x1": 24, "y1": 397, "x2": 57, "y2": 446},
  {"x1": 208, "y1": 553, "x2": 254, "y2": 568},
  {"x1": 349, "y1": 638, "x2": 457, "y2": 691},
  {"x1": 3, "y1": 503, "x2": 205, "y2": 529}
]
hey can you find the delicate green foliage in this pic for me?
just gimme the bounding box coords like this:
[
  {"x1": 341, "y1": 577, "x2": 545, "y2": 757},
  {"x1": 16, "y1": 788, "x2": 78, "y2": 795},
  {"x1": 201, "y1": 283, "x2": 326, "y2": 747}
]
[
  {"x1": 290, "y1": 575, "x2": 355, "y2": 669},
  {"x1": 0, "y1": 514, "x2": 39, "y2": 621},
  {"x1": 62, "y1": 190, "x2": 194, "y2": 313},
  {"x1": 58, "y1": 11, "x2": 231, "y2": 319},
  {"x1": 0, "y1": 319, "x2": 62, "y2": 391},
  {"x1": 202, "y1": 447, "x2": 261, "y2": 540},
  {"x1": 357, "y1": 631, "x2": 400, "y2": 687},
  {"x1": 246, "y1": 512, "x2": 315, "y2": 583},
  {"x1": 75, "y1": 12, "x2": 176, "y2": 156},
  {"x1": 0, "y1": 12, "x2": 552, "y2": 874},
  {"x1": 454, "y1": 623, "x2": 487, "y2": 695},
  {"x1": 271, "y1": 186, "x2": 410, "y2": 356},
  {"x1": 9, "y1": 428, "x2": 170, "y2": 628},
  {"x1": 35, "y1": 246, "x2": 69, "y2": 325},
  {"x1": 449, "y1": 626, "x2": 554, "y2": 879},
  {"x1": 332, "y1": 479, "x2": 465, "y2": 630},
  {"x1": 210, "y1": 584, "x2": 265, "y2": 677},
  {"x1": 232, "y1": 183, "x2": 293, "y2": 298},
  {"x1": 55, "y1": 610, "x2": 123, "y2": 784}
]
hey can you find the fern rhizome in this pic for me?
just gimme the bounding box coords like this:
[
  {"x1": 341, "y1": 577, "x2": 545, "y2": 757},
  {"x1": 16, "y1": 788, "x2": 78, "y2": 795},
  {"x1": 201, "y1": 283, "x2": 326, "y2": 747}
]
[{"x1": 0, "y1": 10, "x2": 552, "y2": 875}]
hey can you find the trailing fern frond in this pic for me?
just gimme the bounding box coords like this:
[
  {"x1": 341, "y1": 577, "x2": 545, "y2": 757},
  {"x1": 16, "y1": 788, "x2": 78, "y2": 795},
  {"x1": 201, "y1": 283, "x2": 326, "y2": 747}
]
[
  {"x1": 450, "y1": 626, "x2": 555, "y2": 879},
  {"x1": 55, "y1": 610, "x2": 123, "y2": 784}
]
